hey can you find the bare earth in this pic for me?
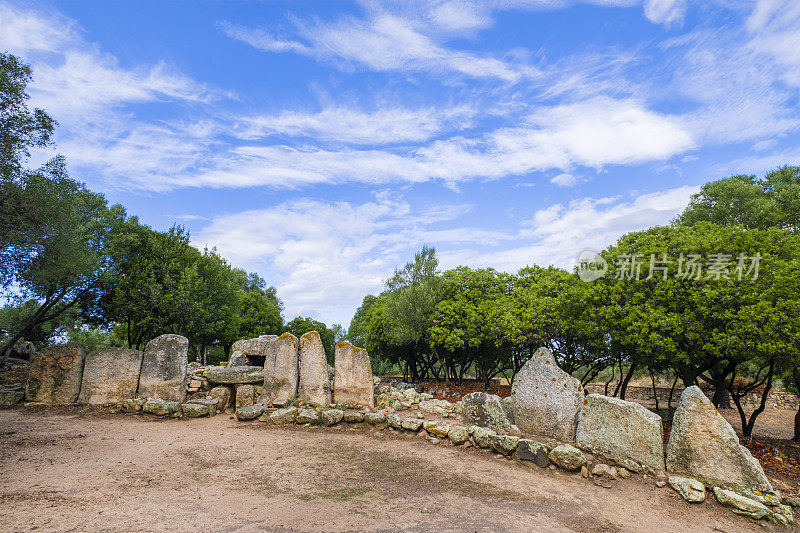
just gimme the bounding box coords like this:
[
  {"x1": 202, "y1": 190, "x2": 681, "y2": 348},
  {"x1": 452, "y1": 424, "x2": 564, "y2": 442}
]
[{"x1": 0, "y1": 407, "x2": 785, "y2": 533}]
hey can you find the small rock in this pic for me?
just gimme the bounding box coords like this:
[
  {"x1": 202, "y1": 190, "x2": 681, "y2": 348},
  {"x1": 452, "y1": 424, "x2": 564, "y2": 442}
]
[
  {"x1": 592, "y1": 464, "x2": 617, "y2": 479},
  {"x1": 668, "y1": 476, "x2": 705, "y2": 503},
  {"x1": 343, "y1": 410, "x2": 365, "y2": 423},
  {"x1": 508, "y1": 424, "x2": 522, "y2": 437},
  {"x1": 386, "y1": 413, "x2": 402, "y2": 429},
  {"x1": 320, "y1": 409, "x2": 344, "y2": 426},
  {"x1": 468, "y1": 425, "x2": 497, "y2": 448},
  {"x1": 181, "y1": 403, "x2": 208, "y2": 418},
  {"x1": 296, "y1": 408, "x2": 320, "y2": 424},
  {"x1": 143, "y1": 398, "x2": 181, "y2": 416},
  {"x1": 270, "y1": 406, "x2": 299, "y2": 425},
  {"x1": 656, "y1": 480, "x2": 667, "y2": 488},
  {"x1": 487, "y1": 434, "x2": 520, "y2": 456},
  {"x1": 713, "y1": 487, "x2": 770, "y2": 520},
  {"x1": 235, "y1": 404, "x2": 265, "y2": 421},
  {"x1": 618, "y1": 468, "x2": 630, "y2": 479},
  {"x1": 447, "y1": 425, "x2": 470, "y2": 445},
  {"x1": 549, "y1": 444, "x2": 587, "y2": 472},
  {"x1": 581, "y1": 466, "x2": 589, "y2": 478},
  {"x1": 517, "y1": 439, "x2": 550, "y2": 468},
  {"x1": 365, "y1": 412, "x2": 387, "y2": 425},
  {"x1": 401, "y1": 418, "x2": 424, "y2": 432}
]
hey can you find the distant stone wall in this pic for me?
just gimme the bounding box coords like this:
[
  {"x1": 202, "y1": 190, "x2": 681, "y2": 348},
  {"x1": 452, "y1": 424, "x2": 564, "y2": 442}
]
[{"x1": 584, "y1": 383, "x2": 799, "y2": 410}]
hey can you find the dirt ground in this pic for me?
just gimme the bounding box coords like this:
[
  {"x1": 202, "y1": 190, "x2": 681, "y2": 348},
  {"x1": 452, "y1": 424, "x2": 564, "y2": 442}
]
[{"x1": 0, "y1": 407, "x2": 789, "y2": 533}]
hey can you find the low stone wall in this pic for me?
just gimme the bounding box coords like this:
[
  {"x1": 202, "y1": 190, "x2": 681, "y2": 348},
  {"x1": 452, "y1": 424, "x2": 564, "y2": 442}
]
[{"x1": 584, "y1": 383, "x2": 799, "y2": 410}]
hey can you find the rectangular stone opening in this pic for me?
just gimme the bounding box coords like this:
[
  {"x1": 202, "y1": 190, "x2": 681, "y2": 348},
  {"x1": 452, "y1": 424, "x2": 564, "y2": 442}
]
[{"x1": 245, "y1": 355, "x2": 266, "y2": 367}]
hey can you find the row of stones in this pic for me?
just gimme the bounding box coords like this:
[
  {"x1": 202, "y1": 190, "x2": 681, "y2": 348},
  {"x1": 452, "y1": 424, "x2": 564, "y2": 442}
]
[
  {"x1": 25, "y1": 335, "x2": 190, "y2": 406},
  {"x1": 210, "y1": 332, "x2": 374, "y2": 408}
]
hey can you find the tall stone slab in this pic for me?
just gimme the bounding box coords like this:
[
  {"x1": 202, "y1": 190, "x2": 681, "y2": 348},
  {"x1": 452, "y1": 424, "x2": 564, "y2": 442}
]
[
  {"x1": 298, "y1": 331, "x2": 332, "y2": 406},
  {"x1": 78, "y1": 348, "x2": 143, "y2": 405},
  {"x1": 137, "y1": 334, "x2": 189, "y2": 402},
  {"x1": 576, "y1": 393, "x2": 665, "y2": 476},
  {"x1": 25, "y1": 345, "x2": 85, "y2": 404},
  {"x1": 261, "y1": 333, "x2": 299, "y2": 406},
  {"x1": 507, "y1": 347, "x2": 584, "y2": 442},
  {"x1": 666, "y1": 386, "x2": 772, "y2": 491},
  {"x1": 333, "y1": 341, "x2": 373, "y2": 408}
]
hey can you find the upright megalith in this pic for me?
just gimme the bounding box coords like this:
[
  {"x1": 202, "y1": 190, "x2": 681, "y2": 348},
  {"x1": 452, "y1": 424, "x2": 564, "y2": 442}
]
[
  {"x1": 666, "y1": 386, "x2": 772, "y2": 491},
  {"x1": 333, "y1": 341, "x2": 373, "y2": 407},
  {"x1": 506, "y1": 347, "x2": 584, "y2": 442},
  {"x1": 298, "y1": 331, "x2": 332, "y2": 406},
  {"x1": 576, "y1": 393, "x2": 665, "y2": 476},
  {"x1": 78, "y1": 348, "x2": 143, "y2": 405},
  {"x1": 137, "y1": 334, "x2": 189, "y2": 402},
  {"x1": 261, "y1": 332, "x2": 299, "y2": 406},
  {"x1": 25, "y1": 345, "x2": 85, "y2": 404}
]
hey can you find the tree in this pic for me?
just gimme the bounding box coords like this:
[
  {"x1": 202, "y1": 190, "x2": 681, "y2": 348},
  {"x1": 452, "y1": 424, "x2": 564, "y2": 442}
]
[
  {"x1": 384, "y1": 246, "x2": 443, "y2": 381},
  {"x1": 675, "y1": 166, "x2": 800, "y2": 230}
]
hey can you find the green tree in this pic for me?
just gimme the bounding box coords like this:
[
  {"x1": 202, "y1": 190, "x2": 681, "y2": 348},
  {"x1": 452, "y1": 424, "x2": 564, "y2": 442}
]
[{"x1": 384, "y1": 246, "x2": 443, "y2": 381}]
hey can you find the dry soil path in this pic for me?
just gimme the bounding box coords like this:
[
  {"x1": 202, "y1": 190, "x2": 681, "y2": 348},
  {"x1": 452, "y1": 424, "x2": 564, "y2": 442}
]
[{"x1": 0, "y1": 406, "x2": 784, "y2": 532}]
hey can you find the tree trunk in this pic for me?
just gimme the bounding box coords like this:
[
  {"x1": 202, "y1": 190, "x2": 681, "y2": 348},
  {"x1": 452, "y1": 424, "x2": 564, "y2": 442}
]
[
  {"x1": 618, "y1": 360, "x2": 638, "y2": 400},
  {"x1": 200, "y1": 345, "x2": 207, "y2": 366},
  {"x1": 793, "y1": 369, "x2": 800, "y2": 442},
  {"x1": 649, "y1": 369, "x2": 660, "y2": 410},
  {"x1": 667, "y1": 374, "x2": 679, "y2": 410}
]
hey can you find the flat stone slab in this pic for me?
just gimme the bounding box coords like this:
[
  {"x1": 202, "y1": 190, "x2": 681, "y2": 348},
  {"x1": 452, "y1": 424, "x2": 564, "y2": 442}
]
[
  {"x1": 205, "y1": 366, "x2": 264, "y2": 384},
  {"x1": 576, "y1": 393, "x2": 665, "y2": 476},
  {"x1": 235, "y1": 404, "x2": 266, "y2": 421},
  {"x1": 666, "y1": 386, "x2": 772, "y2": 491},
  {"x1": 507, "y1": 347, "x2": 584, "y2": 442},
  {"x1": 138, "y1": 334, "x2": 188, "y2": 402},
  {"x1": 78, "y1": 348, "x2": 143, "y2": 405},
  {"x1": 25, "y1": 345, "x2": 85, "y2": 404}
]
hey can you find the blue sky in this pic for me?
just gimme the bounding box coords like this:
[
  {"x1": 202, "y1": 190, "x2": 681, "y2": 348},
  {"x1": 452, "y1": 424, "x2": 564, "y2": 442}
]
[{"x1": 2, "y1": 0, "x2": 799, "y2": 326}]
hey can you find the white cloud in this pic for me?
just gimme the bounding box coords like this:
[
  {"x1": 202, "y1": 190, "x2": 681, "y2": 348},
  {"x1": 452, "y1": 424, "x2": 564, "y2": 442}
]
[
  {"x1": 643, "y1": 0, "x2": 687, "y2": 25},
  {"x1": 441, "y1": 185, "x2": 699, "y2": 274},
  {"x1": 193, "y1": 194, "x2": 483, "y2": 324},
  {"x1": 746, "y1": 0, "x2": 800, "y2": 87},
  {"x1": 177, "y1": 97, "x2": 693, "y2": 190},
  {"x1": 234, "y1": 105, "x2": 475, "y2": 145},
  {"x1": 751, "y1": 139, "x2": 778, "y2": 151},
  {"x1": 221, "y1": 14, "x2": 529, "y2": 82},
  {"x1": 550, "y1": 173, "x2": 577, "y2": 186}
]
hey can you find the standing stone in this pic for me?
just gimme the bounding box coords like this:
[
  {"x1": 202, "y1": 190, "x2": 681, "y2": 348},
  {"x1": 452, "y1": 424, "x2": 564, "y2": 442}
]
[
  {"x1": 298, "y1": 331, "x2": 332, "y2": 406},
  {"x1": 137, "y1": 334, "x2": 189, "y2": 402},
  {"x1": 461, "y1": 392, "x2": 511, "y2": 430},
  {"x1": 235, "y1": 384, "x2": 255, "y2": 409},
  {"x1": 25, "y1": 345, "x2": 85, "y2": 404},
  {"x1": 576, "y1": 393, "x2": 665, "y2": 476},
  {"x1": 666, "y1": 386, "x2": 772, "y2": 491},
  {"x1": 208, "y1": 386, "x2": 232, "y2": 411},
  {"x1": 78, "y1": 348, "x2": 143, "y2": 405},
  {"x1": 333, "y1": 341, "x2": 374, "y2": 407},
  {"x1": 507, "y1": 347, "x2": 584, "y2": 442},
  {"x1": 262, "y1": 333, "x2": 299, "y2": 406}
]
